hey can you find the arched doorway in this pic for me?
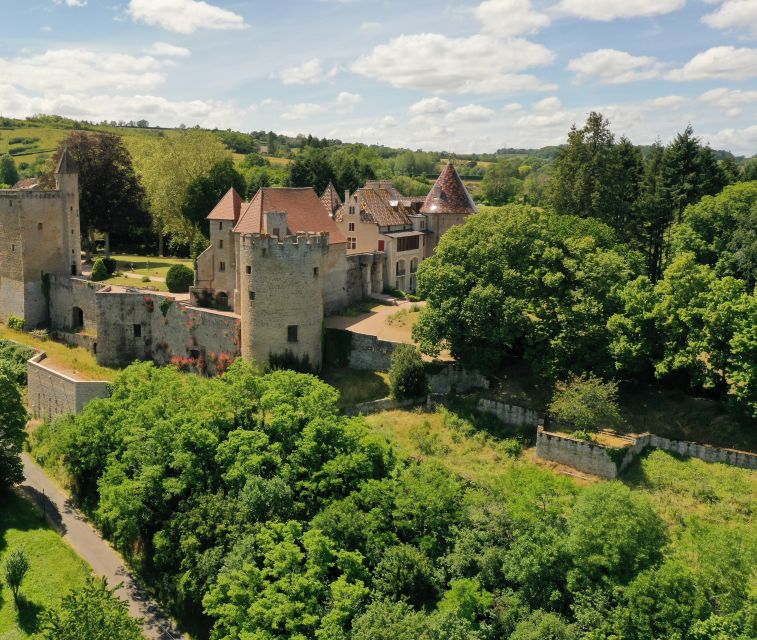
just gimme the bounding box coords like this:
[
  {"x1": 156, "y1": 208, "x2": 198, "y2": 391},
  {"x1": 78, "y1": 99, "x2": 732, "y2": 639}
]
[
  {"x1": 215, "y1": 291, "x2": 229, "y2": 310},
  {"x1": 72, "y1": 306, "x2": 84, "y2": 329}
]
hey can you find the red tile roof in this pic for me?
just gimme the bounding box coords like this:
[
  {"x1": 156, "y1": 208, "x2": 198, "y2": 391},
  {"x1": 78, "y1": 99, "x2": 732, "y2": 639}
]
[
  {"x1": 421, "y1": 163, "x2": 478, "y2": 215},
  {"x1": 335, "y1": 181, "x2": 420, "y2": 227},
  {"x1": 320, "y1": 181, "x2": 342, "y2": 215},
  {"x1": 207, "y1": 188, "x2": 246, "y2": 222},
  {"x1": 234, "y1": 187, "x2": 345, "y2": 243}
]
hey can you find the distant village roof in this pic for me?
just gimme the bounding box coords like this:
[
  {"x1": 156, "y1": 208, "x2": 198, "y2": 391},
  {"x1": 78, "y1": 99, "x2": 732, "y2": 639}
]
[
  {"x1": 55, "y1": 147, "x2": 78, "y2": 174},
  {"x1": 421, "y1": 163, "x2": 477, "y2": 215},
  {"x1": 320, "y1": 181, "x2": 342, "y2": 216},
  {"x1": 335, "y1": 181, "x2": 421, "y2": 228},
  {"x1": 234, "y1": 187, "x2": 346, "y2": 243},
  {"x1": 207, "y1": 187, "x2": 246, "y2": 222}
]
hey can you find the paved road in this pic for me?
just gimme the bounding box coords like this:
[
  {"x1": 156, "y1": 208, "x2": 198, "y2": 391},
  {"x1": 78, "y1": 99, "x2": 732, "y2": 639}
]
[{"x1": 18, "y1": 454, "x2": 184, "y2": 640}]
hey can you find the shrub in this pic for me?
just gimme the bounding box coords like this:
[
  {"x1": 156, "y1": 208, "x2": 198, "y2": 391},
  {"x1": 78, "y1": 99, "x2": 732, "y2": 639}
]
[
  {"x1": 549, "y1": 373, "x2": 621, "y2": 431},
  {"x1": 4, "y1": 548, "x2": 30, "y2": 606},
  {"x1": 90, "y1": 259, "x2": 109, "y2": 282},
  {"x1": 389, "y1": 344, "x2": 428, "y2": 400},
  {"x1": 141, "y1": 275, "x2": 151, "y2": 283},
  {"x1": 102, "y1": 257, "x2": 118, "y2": 275},
  {"x1": 6, "y1": 315, "x2": 25, "y2": 331},
  {"x1": 166, "y1": 264, "x2": 194, "y2": 293}
]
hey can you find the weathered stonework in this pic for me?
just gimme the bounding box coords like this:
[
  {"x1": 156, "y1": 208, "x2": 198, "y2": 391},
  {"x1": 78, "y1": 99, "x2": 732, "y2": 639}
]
[{"x1": 477, "y1": 398, "x2": 539, "y2": 427}]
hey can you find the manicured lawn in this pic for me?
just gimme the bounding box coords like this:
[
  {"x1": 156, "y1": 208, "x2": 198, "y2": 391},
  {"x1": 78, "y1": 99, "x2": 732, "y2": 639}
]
[
  {"x1": 0, "y1": 493, "x2": 91, "y2": 638},
  {"x1": 101, "y1": 275, "x2": 169, "y2": 292},
  {"x1": 321, "y1": 367, "x2": 390, "y2": 408},
  {"x1": 107, "y1": 254, "x2": 193, "y2": 280},
  {"x1": 0, "y1": 326, "x2": 118, "y2": 381}
]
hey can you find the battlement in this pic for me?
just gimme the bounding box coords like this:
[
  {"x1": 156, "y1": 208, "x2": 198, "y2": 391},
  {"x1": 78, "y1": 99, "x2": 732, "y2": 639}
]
[
  {"x1": 242, "y1": 231, "x2": 330, "y2": 256},
  {"x1": 0, "y1": 189, "x2": 63, "y2": 201}
]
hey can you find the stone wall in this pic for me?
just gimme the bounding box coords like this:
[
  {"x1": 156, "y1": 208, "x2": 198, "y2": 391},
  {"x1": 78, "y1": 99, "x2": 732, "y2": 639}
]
[
  {"x1": 344, "y1": 396, "x2": 423, "y2": 416},
  {"x1": 323, "y1": 249, "x2": 383, "y2": 315},
  {"x1": 343, "y1": 331, "x2": 398, "y2": 371},
  {"x1": 48, "y1": 275, "x2": 102, "y2": 332},
  {"x1": 27, "y1": 352, "x2": 110, "y2": 420},
  {"x1": 95, "y1": 290, "x2": 240, "y2": 373},
  {"x1": 428, "y1": 365, "x2": 489, "y2": 394},
  {"x1": 536, "y1": 427, "x2": 757, "y2": 478},
  {"x1": 477, "y1": 398, "x2": 539, "y2": 427}
]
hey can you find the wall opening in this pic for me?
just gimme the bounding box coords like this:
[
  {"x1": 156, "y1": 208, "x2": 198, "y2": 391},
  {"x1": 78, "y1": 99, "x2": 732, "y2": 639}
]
[
  {"x1": 287, "y1": 325, "x2": 299, "y2": 343},
  {"x1": 72, "y1": 306, "x2": 84, "y2": 329}
]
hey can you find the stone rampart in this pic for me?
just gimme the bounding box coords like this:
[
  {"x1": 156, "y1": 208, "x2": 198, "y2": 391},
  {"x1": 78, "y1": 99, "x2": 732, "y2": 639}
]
[
  {"x1": 536, "y1": 427, "x2": 757, "y2": 478},
  {"x1": 429, "y1": 365, "x2": 489, "y2": 394},
  {"x1": 477, "y1": 398, "x2": 539, "y2": 427},
  {"x1": 27, "y1": 352, "x2": 110, "y2": 420},
  {"x1": 49, "y1": 275, "x2": 102, "y2": 332}
]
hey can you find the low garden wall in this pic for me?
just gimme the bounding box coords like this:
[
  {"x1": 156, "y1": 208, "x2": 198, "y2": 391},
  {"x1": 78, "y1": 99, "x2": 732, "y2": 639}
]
[
  {"x1": 344, "y1": 396, "x2": 424, "y2": 416},
  {"x1": 27, "y1": 352, "x2": 110, "y2": 420},
  {"x1": 477, "y1": 398, "x2": 539, "y2": 427},
  {"x1": 536, "y1": 426, "x2": 757, "y2": 478}
]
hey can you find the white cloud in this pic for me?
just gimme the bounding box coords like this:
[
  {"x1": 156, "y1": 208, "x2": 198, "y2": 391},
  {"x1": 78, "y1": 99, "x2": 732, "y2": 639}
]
[
  {"x1": 54, "y1": 0, "x2": 87, "y2": 6},
  {"x1": 641, "y1": 95, "x2": 685, "y2": 109},
  {"x1": 568, "y1": 49, "x2": 662, "y2": 83},
  {"x1": 281, "y1": 92, "x2": 361, "y2": 120},
  {"x1": 699, "y1": 87, "x2": 757, "y2": 117},
  {"x1": 127, "y1": 0, "x2": 247, "y2": 34},
  {"x1": 475, "y1": 0, "x2": 550, "y2": 36},
  {"x1": 557, "y1": 0, "x2": 686, "y2": 20},
  {"x1": 445, "y1": 104, "x2": 496, "y2": 123},
  {"x1": 705, "y1": 124, "x2": 757, "y2": 152},
  {"x1": 41, "y1": 25, "x2": 53, "y2": 32},
  {"x1": 409, "y1": 97, "x2": 452, "y2": 115},
  {"x1": 667, "y1": 46, "x2": 757, "y2": 80},
  {"x1": 533, "y1": 96, "x2": 561, "y2": 112},
  {"x1": 702, "y1": 1, "x2": 757, "y2": 37},
  {"x1": 503, "y1": 102, "x2": 523, "y2": 112},
  {"x1": 0, "y1": 49, "x2": 165, "y2": 93},
  {"x1": 280, "y1": 58, "x2": 326, "y2": 85},
  {"x1": 352, "y1": 33, "x2": 556, "y2": 94},
  {"x1": 146, "y1": 42, "x2": 190, "y2": 57},
  {"x1": 360, "y1": 21, "x2": 382, "y2": 33}
]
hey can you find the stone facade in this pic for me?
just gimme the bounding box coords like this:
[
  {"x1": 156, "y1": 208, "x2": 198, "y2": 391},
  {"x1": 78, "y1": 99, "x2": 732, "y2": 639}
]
[
  {"x1": 477, "y1": 398, "x2": 539, "y2": 427},
  {"x1": 27, "y1": 352, "x2": 110, "y2": 420}
]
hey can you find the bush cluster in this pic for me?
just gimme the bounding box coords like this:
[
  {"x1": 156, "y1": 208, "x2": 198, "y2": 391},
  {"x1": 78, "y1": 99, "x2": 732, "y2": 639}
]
[{"x1": 165, "y1": 264, "x2": 194, "y2": 293}]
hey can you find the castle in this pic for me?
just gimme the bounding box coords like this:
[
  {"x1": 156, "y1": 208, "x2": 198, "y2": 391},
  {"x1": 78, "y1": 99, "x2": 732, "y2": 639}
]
[{"x1": 0, "y1": 154, "x2": 476, "y2": 373}]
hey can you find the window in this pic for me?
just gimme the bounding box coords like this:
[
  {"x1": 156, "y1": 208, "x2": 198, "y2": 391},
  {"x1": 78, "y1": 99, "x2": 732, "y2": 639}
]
[
  {"x1": 246, "y1": 265, "x2": 252, "y2": 274},
  {"x1": 219, "y1": 261, "x2": 226, "y2": 272},
  {"x1": 37, "y1": 222, "x2": 43, "y2": 231},
  {"x1": 378, "y1": 240, "x2": 385, "y2": 252},
  {"x1": 410, "y1": 258, "x2": 419, "y2": 273},
  {"x1": 11, "y1": 244, "x2": 14, "y2": 252},
  {"x1": 313, "y1": 267, "x2": 319, "y2": 277},
  {"x1": 272, "y1": 227, "x2": 280, "y2": 239},
  {"x1": 420, "y1": 219, "x2": 426, "y2": 230},
  {"x1": 347, "y1": 237, "x2": 357, "y2": 250},
  {"x1": 219, "y1": 239, "x2": 223, "y2": 249},
  {"x1": 349, "y1": 205, "x2": 355, "y2": 215},
  {"x1": 396, "y1": 235, "x2": 420, "y2": 252},
  {"x1": 249, "y1": 291, "x2": 255, "y2": 300},
  {"x1": 287, "y1": 325, "x2": 298, "y2": 343},
  {"x1": 219, "y1": 221, "x2": 223, "y2": 230},
  {"x1": 133, "y1": 324, "x2": 142, "y2": 338},
  {"x1": 348, "y1": 222, "x2": 355, "y2": 232}
]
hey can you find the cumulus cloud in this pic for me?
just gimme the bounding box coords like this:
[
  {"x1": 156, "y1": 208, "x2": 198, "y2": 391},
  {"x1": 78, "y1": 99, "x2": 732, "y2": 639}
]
[
  {"x1": 705, "y1": 124, "x2": 757, "y2": 153},
  {"x1": 699, "y1": 87, "x2": 757, "y2": 117},
  {"x1": 640, "y1": 95, "x2": 685, "y2": 109},
  {"x1": 281, "y1": 92, "x2": 361, "y2": 120},
  {"x1": 280, "y1": 58, "x2": 329, "y2": 85},
  {"x1": 146, "y1": 42, "x2": 190, "y2": 57},
  {"x1": 475, "y1": 0, "x2": 550, "y2": 36},
  {"x1": 127, "y1": 0, "x2": 248, "y2": 34},
  {"x1": 568, "y1": 49, "x2": 662, "y2": 83},
  {"x1": 515, "y1": 96, "x2": 572, "y2": 129},
  {"x1": 352, "y1": 33, "x2": 555, "y2": 94},
  {"x1": 0, "y1": 49, "x2": 165, "y2": 93},
  {"x1": 360, "y1": 21, "x2": 382, "y2": 33},
  {"x1": 557, "y1": 0, "x2": 686, "y2": 20},
  {"x1": 702, "y1": 0, "x2": 757, "y2": 37},
  {"x1": 409, "y1": 97, "x2": 452, "y2": 115},
  {"x1": 445, "y1": 104, "x2": 496, "y2": 123},
  {"x1": 667, "y1": 46, "x2": 757, "y2": 80},
  {"x1": 54, "y1": 0, "x2": 87, "y2": 6}
]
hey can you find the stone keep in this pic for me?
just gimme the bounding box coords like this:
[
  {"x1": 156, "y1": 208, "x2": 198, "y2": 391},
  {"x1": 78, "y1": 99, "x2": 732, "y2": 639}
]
[
  {"x1": 0, "y1": 149, "x2": 81, "y2": 327},
  {"x1": 239, "y1": 230, "x2": 328, "y2": 369}
]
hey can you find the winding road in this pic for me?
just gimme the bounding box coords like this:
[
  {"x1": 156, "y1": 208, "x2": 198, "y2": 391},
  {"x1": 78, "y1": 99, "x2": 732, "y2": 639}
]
[{"x1": 18, "y1": 454, "x2": 184, "y2": 640}]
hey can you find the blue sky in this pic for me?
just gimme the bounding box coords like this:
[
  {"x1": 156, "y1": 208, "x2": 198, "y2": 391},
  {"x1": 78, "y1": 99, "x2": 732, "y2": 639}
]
[{"x1": 1, "y1": 0, "x2": 756, "y2": 154}]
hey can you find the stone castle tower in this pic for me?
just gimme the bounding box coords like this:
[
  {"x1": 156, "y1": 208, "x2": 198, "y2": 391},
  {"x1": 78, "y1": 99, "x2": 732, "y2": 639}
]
[{"x1": 0, "y1": 149, "x2": 82, "y2": 327}]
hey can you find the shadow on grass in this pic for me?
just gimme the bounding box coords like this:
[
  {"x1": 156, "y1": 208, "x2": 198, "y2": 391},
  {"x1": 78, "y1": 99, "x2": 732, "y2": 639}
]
[
  {"x1": 442, "y1": 395, "x2": 536, "y2": 445},
  {"x1": 17, "y1": 486, "x2": 67, "y2": 535},
  {"x1": 16, "y1": 594, "x2": 45, "y2": 635},
  {"x1": 0, "y1": 492, "x2": 52, "y2": 557}
]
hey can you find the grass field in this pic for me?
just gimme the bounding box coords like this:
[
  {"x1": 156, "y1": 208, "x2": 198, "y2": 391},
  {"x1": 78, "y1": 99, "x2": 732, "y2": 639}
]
[
  {"x1": 321, "y1": 368, "x2": 390, "y2": 408},
  {"x1": 0, "y1": 326, "x2": 118, "y2": 381},
  {"x1": 0, "y1": 493, "x2": 91, "y2": 638},
  {"x1": 101, "y1": 275, "x2": 169, "y2": 292},
  {"x1": 107, "y1": 254, "x2": 193, "y2": 280}
]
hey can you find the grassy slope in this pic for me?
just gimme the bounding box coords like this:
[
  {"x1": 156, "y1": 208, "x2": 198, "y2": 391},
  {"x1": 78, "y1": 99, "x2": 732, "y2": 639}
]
[
  {"x1": 0, "y1": 327, "x2": 118, "y2": 381},
  {"x1": 0, "y1": 493, "x2": 91, "y2": 639}
]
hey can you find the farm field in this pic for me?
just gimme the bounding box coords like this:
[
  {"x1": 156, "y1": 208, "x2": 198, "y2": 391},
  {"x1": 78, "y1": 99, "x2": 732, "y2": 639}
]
[{"x1": 0, "y1": 493, "x2": 91, "y2": 639}]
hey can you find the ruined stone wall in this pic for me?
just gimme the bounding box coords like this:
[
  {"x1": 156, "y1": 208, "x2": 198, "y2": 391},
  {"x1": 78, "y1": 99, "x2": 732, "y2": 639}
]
[
  {"x1": 27, "y1": 352, "x2": 110, "y2": 420},
  {"x1": 240, "y1": 233, "x2": 327, "y2": 369},
  {"x1": 477, "y1": 398, "x2": 538, "y2": 427},
  {"x1": 323, "y1": 249, "x2": 382, "y2": 315},
  {"x1": 643, "y1": 434, "x2": 757, "y2": 471},
  {"x1": 48, "y1": 275, "x2": 102, "y2": 332},
  {"x1": 428, "y1": 365, "x2": 489, "y2": 394},
  {"x1": 344, "y1": 332, "x2": 398, "y2": 371},
  {"x1": 95, "y1": 290, "x2": 240, "y2": 373}
]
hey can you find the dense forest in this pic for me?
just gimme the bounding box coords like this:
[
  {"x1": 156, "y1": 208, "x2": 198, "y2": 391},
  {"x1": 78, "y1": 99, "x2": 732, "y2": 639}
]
[{"x1": 29, "y1": 362, "x2": 757, "y2": 640}]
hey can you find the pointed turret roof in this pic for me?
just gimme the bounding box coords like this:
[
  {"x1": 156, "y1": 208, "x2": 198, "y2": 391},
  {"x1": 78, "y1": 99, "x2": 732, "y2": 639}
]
[
  {"x1": 421, "y1": 162, "x2": 477, "y2": 215},
  {"x1": 320, "y1": 181, "x2": 342, "y2": 216},
  {"x1": 207, "y1": 187, "x2": 246, "y2": 222},
  {"x1": 55, "y1": 147, "x2": 78, "y2": 174}
]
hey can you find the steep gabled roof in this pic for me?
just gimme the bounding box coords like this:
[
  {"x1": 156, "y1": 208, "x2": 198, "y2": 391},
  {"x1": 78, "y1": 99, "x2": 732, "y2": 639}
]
[
  {"x1": 421, "y1": 163, "x2": 477, "y2": 215},
  {"x1": 335, "y1": 181, "x2": 419, "y2": 227},
  {"x1": 320, "y1": 181, "x2": 342, "y2": 216},
  {"x1": 55, "y1": 147, "x2": 78, "y2": 174},
  {"x1": 234, "y1": 187, "x2": 346, "y2": 243},
  {"x1": 207, "y1": 187, "x2": 246, "y2": 222}
]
